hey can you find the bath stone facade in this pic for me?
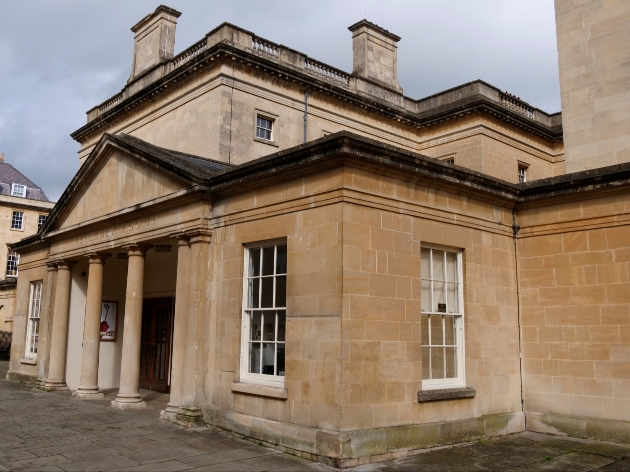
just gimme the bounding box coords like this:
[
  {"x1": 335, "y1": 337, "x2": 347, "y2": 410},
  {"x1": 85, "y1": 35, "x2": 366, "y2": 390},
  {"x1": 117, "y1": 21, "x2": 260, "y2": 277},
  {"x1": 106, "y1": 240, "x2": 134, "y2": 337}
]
[
  {"x1": 0, "y1": 154, "x2": 54, "y2": 332},
  {"x1": 6, "y1": 3, "x2": 630, "y2": 468}
]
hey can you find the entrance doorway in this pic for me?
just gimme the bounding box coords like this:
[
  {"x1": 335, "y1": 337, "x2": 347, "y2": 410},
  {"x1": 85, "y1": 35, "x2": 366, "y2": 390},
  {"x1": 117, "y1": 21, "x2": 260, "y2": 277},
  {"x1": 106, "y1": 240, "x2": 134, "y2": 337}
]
[{"x1": 139, "y1": 297, "x2": 174, "y2": 392}]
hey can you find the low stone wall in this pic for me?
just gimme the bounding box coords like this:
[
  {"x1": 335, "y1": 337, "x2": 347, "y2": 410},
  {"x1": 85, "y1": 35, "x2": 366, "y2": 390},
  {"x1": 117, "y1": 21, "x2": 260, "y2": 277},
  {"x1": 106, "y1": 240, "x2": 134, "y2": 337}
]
[
  {"x1": 203, "y1": 407, "x2": 525, "y2": 468},
  {"x1": 526, "y1": 412, "x2": 630, "y2": 445}
]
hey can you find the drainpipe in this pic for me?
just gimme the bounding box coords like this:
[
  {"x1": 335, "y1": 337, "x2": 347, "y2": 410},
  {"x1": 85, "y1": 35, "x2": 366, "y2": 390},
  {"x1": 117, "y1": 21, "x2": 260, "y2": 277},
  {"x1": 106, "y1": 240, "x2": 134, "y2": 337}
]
[{"x1": 303, "y1": 90, "x2": 308, "y2": 143}]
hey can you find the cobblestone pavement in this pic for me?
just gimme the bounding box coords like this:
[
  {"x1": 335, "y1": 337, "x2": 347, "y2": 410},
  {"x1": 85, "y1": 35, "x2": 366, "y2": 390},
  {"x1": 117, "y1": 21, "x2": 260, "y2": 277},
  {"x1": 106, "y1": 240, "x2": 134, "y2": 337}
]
[{"x1": 2, "y1": 362, "x2": 630, "y2": 471}]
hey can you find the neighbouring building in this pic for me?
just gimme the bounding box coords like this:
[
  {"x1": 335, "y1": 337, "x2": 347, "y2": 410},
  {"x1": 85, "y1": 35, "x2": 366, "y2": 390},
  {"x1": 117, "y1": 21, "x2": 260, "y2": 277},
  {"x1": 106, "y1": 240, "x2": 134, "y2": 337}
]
[
  {"x1": 6, "y1": 2, "x2": 630, "y2": 467},
  {"x1": 0, "y1": 153, "x2": 54, "y2": 333}
]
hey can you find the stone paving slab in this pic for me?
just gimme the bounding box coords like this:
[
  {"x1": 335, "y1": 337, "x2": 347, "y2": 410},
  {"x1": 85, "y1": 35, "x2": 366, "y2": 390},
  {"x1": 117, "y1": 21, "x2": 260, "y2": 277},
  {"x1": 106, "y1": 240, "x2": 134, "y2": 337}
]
[{"x1": 2, "y1": 361, "x2": 630, "y2": 471}]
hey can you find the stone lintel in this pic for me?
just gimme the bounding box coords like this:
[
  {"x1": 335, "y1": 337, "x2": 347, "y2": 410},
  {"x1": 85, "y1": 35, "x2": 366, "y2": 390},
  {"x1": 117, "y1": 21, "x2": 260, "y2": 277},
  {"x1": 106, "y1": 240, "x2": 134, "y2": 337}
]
[{"x1": 417, "y1": 386, "x2": 476, "y2": 403}]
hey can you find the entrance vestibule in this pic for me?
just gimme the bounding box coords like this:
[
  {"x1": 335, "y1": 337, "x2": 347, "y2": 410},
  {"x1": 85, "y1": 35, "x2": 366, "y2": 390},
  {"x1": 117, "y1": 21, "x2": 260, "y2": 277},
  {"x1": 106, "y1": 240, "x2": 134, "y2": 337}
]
[{"x1": 140, "y1": 297, "x2": 174, "y2": 393}]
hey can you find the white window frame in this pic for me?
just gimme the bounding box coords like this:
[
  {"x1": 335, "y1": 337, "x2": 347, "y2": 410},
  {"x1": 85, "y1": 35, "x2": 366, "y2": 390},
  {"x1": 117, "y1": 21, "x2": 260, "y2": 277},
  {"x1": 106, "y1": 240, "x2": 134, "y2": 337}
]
[
  {"x1": 255, "y1": 115, "x2": 274, "y2": 141},
  {"x1": 518, "y1": 163, "x2": 528, "y2": 183},
  {"x1": 25, "y1": 281, "x2": 43, "y2": 359},
  {"x1": 11, "y1": 211, "x2": 24, "y2": 230},
  {"x1": 240, "y1": 239, "x2": 287, "y2": 388},
  {"x1": 6, "y1": 250, "x2": 19, "y2": 278},
  {"x1": 38, "y1": 215, "x2": 47, "y2": 230},
  {"x1": 11, "y1": 183, "x2": 26, "y2": 198},
  {"x1": 421, "y1": 244, "x2": 466, "y2": 390}
]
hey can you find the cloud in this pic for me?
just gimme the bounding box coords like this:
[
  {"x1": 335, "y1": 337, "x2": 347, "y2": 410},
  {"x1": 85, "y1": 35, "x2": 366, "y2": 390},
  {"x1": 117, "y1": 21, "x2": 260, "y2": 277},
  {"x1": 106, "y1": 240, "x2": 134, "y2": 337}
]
[{"x1": 0, "y1": 0, "x2": 560, "y2": 201}]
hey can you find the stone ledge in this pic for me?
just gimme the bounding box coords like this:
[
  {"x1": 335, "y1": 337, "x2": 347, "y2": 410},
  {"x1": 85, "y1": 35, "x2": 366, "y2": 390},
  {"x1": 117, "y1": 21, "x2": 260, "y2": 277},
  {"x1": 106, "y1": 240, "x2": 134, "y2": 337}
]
[
  {"x1": 231, "y1": 382, "x2": 288, "y2": 399},
  {"x1": 417, "y1": 387, "x2": 476, "y2": 403},
  {"x1": 20, "y1": 357, "x2": 37, "y2": 365}
]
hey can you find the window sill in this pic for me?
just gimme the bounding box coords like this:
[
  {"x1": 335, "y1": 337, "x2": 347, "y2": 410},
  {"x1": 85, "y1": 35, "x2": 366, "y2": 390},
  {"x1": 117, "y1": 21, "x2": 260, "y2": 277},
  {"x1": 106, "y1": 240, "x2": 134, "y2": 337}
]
[
  {"x1": 254, "y1": 137, "x2": 279, "y2": 147},
  {"x1": 417, "y1": 386, "x2": 476, "y2": 403},
  {"x1": 20, "y1": 357, "x2": 37, "y2": 365},
  {"x1": 231, "y1": 382, "x2": 287, "y2": 399},
  {"x1": 3, "y1": 318, "x2": 13, "y2": 323}
]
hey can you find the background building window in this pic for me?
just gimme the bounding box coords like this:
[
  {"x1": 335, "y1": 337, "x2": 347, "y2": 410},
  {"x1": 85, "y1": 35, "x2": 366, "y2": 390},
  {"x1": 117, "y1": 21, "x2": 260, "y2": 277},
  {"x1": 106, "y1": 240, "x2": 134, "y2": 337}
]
[
  {"x1": 11, "y1": 211, "x2": 24, "y2": 230},
  {"x1": 11, "y1": 183, "x2": 25, "y2": 198},
  {"x1": 256, "y1": 116, "x2": 273, "y2": 141},
  {"x1": 241, "y1": 241, "x2": 287, "y2": 386},
  {"x1": 25, "y1": 281, "x2": 43, "y2": 358},
  {"x1": 518, "y1": 165, "x2": 527, "y2": 183},
  {"x1": 6, "y1": 251, "x2": 19, "y2": 277},
  {"x1": 421, "y1": 246, "x2": 465, "y2": 389},
  {"x1": 38, "y1": 215, "x2": 47, "y2": 230}
]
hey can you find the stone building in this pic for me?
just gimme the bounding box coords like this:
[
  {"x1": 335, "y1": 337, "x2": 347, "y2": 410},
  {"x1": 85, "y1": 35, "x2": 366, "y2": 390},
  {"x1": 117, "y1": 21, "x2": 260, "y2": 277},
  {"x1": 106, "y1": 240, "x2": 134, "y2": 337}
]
[
  {"x1": 6, "y1": 2, "x2": 630, "y2": 467},
  {"x1": 0, "y1": 154, "x2": 54, "y2": 332}
]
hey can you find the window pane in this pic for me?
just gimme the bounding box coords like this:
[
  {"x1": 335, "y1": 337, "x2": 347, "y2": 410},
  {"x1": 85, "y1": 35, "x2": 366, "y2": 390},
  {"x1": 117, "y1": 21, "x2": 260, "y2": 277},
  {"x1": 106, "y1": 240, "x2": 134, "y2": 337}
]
[
  {"x1": 277, "y1": 312, "x2": 286, "y2": 341},
  {"x1": 447, "y1": 283, "x2": 458, "y2": 313},
  {"x1": 250, "y1": 311, "x2": 262, "y2": 341},
  {"x1": 430, "y1": 315, "x2": 444, "y2": 346},
  {"x1": 262, "y1": 343, "x2": 275, "y2": 375},
  {"x1": 262, "y1": 247, "x2": 275, "y2": 276},
  {"x1": 431, "y1": 347, "x2": 445, "y2": 379},
  {"x1": 249, "y1": 248, "x2": 260, "y2": 277},
  {"x1": 248, "y1": 279, "x2": 260, "y2": 308},
  {"x1": 444, "y1": 315, "x2": 456, "y2": 345},
  {"x1": 422, "y1": 347, "x2": 431, "y2": 379},
  {"x1": 432, "y1": 281, "x2": 445, "y2": 313},
  {"x1": 277, "y1": 345, "x2": 285, "y2": 376},
  {"x1": 249, "y1": 342, "x2": 261, "y2": 373},
  {"x1": 261, "y1": 277, "x2": 274, "y2": 307},
  {"x1": 275, "y1": 276, "x2": 286, "y2": 307},
  {"x1": 432, "y1": 250, "x2": 445, "y2": 281},
  {"x1": 445, "y1": 347, "x2": 457, "y2": 378},
  {"x1": 263, "y1": 313, "x2": 275, "y2": 341},
  {"x1": 421, "y1": 280, "x2": 431, "y2": 312},
  {"x1": 446, "y1": 252, "x2": 457, "y2": 282},
  {"x1": 421, "y1": 313, "x2": 429, "y2": 345},
  {"x1": 276, "y1": 245, "x2": 287, "y2": 274},
  {"x1": 421, "y1": 248, "x2": 430, "y2": 278}
]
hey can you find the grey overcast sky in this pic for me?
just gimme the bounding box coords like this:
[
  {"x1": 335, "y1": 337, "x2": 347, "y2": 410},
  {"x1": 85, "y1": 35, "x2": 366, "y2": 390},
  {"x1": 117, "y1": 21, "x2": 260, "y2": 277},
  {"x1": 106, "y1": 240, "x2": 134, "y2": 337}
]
[{"x1": 0, "y1": 0, "x2": 560, "y2": 201}]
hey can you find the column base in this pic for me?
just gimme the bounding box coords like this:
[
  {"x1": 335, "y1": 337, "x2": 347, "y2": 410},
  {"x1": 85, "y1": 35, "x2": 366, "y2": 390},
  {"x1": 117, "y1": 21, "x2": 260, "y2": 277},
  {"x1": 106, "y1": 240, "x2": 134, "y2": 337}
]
[
  {"x1": 161, "y1": 405, "x2": 205, "y2": 427},
  {"x1": 39, "y1": 379, "x2": 70, "y2": 391},
  {"x1": 111, "y1": 394, "x2": 146, "y2": 410},
  {"x1": 73, "y1": 387, "x2": 105, "y2": 400}
]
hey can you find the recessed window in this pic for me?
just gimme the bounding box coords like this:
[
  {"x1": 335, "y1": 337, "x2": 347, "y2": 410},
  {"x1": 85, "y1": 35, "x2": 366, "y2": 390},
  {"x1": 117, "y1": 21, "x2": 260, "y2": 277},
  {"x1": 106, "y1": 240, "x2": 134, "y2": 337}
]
[
  {"x1": 11, "y1": 183, "x2": 26, "y2": 198},
  {"x1": 241, "y1": 241, "x2": 287, "y2": 386},
  {"x1": 518, "y1": 165, "x2": 527, "y2": 183},
  {"x1": 11, "y1": 211, "x2": 24, "y2": 230},
  {"x1": 444, "y1": 158, "x2": 454, "y2": 165},
  {"x1": 6, "y1": 250, "x2": 19, "y2": 278},
  {"x1": 256, "y1": 116, "x2": 273, "y2": 141},
  {"x1": 421, "y1": 246, "x2": 465, "y2": 390},
  {"x1": 25, "y1": 281, "x2": 43, "y2": 358},
  {"x1": 38, "y1": 215, "x2": 47, "y2": 230}
]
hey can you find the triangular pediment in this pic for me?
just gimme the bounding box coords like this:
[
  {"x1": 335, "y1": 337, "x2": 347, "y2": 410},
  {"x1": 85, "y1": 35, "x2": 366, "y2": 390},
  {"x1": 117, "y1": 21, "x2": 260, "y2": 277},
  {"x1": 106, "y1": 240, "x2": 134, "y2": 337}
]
[{"x1": 55, "y1": 148, "x2": 190, "y2": 229}]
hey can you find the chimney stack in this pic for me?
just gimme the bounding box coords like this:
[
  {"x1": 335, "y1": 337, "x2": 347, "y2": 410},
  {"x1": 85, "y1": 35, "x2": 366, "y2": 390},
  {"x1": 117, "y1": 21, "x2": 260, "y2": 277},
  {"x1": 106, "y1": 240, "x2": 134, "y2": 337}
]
[
  {"x1": 0, "y1": 153, "x2": 4, "y2": 163},
  {"x1": 128, "y1": 5, "x2": 181, "y2": 82},
  {"x1": 348, "y1": 20, "x2": 402, "y2": 93}
]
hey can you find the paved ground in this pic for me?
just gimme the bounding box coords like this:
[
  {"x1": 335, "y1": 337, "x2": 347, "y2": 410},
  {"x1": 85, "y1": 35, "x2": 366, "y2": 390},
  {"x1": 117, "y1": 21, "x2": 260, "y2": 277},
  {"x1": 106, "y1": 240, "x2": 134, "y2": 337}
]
[{"x1": 2, "y1": 362, "x2": 630, "y2": 471}]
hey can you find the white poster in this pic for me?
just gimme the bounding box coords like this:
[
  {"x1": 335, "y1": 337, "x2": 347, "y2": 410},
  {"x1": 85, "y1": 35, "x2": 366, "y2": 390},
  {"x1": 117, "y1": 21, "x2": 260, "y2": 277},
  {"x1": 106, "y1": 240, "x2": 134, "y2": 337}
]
[{"x1": 100, "y1": 301, "x2": 117, "y2": 342}]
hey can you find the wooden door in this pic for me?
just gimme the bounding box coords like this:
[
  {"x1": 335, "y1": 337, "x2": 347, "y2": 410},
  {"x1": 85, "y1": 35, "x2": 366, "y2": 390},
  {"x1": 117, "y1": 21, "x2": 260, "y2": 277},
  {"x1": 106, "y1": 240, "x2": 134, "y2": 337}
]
[{"x1": 139, "y1": 298, "x2": 174, "y2": 393}]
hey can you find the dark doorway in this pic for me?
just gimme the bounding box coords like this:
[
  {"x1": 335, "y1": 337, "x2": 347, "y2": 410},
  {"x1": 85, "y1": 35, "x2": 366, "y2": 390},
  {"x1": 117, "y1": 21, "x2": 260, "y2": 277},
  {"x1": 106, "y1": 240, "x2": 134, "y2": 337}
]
[{"x1": 139, "y1": 297, "x2": 174, "y2": 393}]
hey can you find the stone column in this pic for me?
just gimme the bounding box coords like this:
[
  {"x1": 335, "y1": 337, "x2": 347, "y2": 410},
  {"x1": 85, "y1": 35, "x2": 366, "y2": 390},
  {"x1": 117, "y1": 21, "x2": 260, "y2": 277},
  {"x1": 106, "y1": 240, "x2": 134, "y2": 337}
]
[
  {"x1": 37, "y1": 263, "x2": 57, "y2": 384},
  {"x1": 179, "y1": 230, "x2": 212, "y2": 425},
  {"x1": 74, "y1": 253, "x2": 110, "y2": 400},
  {"x1": 161, "y1": 236, "x2": 190, "y2": 421},
  {"x1": 42, "y1": 260, "x2": 76, "y2": 390},
  {"x1": 112, "y1": 244, "x2": 151, "y2": 409}
]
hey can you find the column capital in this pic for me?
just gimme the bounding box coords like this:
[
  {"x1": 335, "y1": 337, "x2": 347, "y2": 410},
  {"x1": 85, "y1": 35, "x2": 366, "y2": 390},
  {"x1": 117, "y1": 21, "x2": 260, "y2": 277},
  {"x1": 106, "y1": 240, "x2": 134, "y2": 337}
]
[
  {"x1": 46, "y1": 261, "x2": 59, "y2": 272},
  {"x1": 86, "y1": 253, "x2": 112, "y2": 264},
  {"x1": 185, "y1": 229, "x2": 213, "y2": 245},
  {"x1": 53, "y1": 260, "x2": 78, "y2": 271},
  {"x1": 121, "y1": 243, "x2": 152, "y2": 257}
]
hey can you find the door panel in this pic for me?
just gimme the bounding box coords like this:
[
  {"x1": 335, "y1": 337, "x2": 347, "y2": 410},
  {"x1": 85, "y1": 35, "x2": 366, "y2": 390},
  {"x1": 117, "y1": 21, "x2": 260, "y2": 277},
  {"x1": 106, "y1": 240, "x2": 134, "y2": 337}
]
[{"x1": 139, "y1": 298, "x2": 174, "y2": 393}]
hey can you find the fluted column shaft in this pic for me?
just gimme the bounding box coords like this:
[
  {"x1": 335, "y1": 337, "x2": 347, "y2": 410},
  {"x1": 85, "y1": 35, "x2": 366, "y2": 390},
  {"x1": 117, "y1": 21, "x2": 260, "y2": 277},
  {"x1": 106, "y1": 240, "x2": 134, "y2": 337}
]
[
  {"x1": 43, "y1": 260, "x2": 76, "y2": 390},
  {"x1": 74, "y1": 253, "x2": 110, "y2": 399},
  {"x1": 112, "y1": 244, "x2": 150, "y2": 409}
]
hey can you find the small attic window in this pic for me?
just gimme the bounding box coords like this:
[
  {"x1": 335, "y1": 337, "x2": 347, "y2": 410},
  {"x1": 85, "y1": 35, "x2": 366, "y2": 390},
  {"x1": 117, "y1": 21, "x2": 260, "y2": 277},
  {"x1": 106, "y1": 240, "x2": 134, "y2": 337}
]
[{"x1": 11, "y1": 183, "x2": 25, "y2": 198}]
